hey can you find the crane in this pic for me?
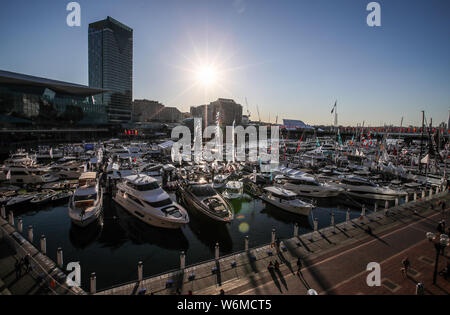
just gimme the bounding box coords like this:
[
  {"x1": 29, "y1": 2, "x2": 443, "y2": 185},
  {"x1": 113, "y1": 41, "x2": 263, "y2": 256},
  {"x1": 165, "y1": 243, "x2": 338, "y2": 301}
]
[
  {"x1": 256, "y1": 104, "x2": 261, "y2": 124},
  {"x1": 245, "y1": 97, "x2": 251, "y2": 118}
]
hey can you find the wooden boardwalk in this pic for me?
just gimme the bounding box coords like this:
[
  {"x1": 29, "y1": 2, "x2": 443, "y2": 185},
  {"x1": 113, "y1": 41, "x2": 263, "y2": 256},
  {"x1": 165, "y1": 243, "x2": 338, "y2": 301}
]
[{"x1": 97, "y1": 189, "x2": 449, "y2": 295}]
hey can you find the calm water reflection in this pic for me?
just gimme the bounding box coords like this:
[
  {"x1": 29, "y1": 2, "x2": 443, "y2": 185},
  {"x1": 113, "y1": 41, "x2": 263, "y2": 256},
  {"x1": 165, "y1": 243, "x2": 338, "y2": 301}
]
[{"x1": 15, "y1": 194, "x2": 362, "y2": 291}]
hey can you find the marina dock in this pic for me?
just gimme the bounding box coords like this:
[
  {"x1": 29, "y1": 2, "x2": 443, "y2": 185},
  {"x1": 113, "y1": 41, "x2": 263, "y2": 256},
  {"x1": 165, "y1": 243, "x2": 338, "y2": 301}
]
[{"x1": 96, "y1": 189, "x2": 449, "y2": 295}]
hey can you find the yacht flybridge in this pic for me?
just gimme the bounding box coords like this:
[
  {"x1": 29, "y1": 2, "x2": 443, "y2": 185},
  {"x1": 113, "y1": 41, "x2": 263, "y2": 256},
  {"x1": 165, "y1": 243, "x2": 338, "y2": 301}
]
[
  {"x1": 222, "y1": 181, "x2": 244, "y2": 200},
  {"x1": 279, "y1": 174, "x2": 343, "y2": 198},
  {"x1": 331, "y1": 176, "x2": 407, "y2": 201},
  {"x1": 260, "y1": 186, "x2": 314, "y2": 216},
  {"x1": 68, "y1": 172, "x2": 103, "y2": 227},
  {"x1": 113, "y1": 174, "x2": 189, "y2": 229}
]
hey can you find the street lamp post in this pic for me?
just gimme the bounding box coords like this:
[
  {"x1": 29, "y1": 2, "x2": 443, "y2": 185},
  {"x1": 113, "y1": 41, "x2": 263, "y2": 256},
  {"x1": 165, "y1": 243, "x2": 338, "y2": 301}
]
[{"x1": 426, "y1": 232, "x2": 449, "y2": 284}]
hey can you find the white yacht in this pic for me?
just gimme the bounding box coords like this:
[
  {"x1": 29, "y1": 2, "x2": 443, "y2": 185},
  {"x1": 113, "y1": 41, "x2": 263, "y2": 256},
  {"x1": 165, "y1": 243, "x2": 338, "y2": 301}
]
[
  {"x1": 213, "y1": 174, "x2": 230, "y2": 189},
  {"x1": 68, "y1": 172, "x2": 103, "y2": 227},
  {"x1": 222, "y1": 181, "x2": 244, "y2": 200},
  {"x1": 280, "y1": 175, "x2": 343, "y2": 198},
  {"x1": 2, "y1": 167, "x2": 59, "y2": 184},
  {"x1": 4, "y1": 151, "x2": 33, "y2": 166},
  {"x1": 260, "y1": 186, "x2": 313, "y2": 216},
  {"x1": 331, "y1": 176, "x2": 407, "y2": 201},
  {"x1": 113, "y1": 174, "x2": 189, "y2": 229}
]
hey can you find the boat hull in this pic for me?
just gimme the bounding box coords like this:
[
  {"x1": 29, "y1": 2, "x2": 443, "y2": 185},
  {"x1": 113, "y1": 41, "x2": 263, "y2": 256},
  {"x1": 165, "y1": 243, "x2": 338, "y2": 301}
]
[
  {"x1": 260, "y1": 195, "x2": 312, "y2": 216},
  {"x1": 113, "y1": 194, "x2": 187, "y2": 229}
]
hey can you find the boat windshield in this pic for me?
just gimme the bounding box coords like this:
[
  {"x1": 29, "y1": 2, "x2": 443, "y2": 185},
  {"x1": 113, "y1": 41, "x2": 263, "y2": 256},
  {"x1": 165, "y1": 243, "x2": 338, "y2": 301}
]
[
  {"x1": 142, "y1": 198, "x2": 172, "y2": 208},
  {"x1": 128, "y1": 181, "x2": 160, "y2": 191},
  {"x1": 191, "y1": 185, "x2": 216, "y2": 197},
  {"x1": 74, "y1": 193, "x2": 97, "y2": 201}
]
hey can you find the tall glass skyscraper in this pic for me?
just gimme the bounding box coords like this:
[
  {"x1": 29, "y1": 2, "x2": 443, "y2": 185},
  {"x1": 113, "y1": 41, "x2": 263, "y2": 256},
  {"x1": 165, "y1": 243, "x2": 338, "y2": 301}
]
[{"x1": 89, "y1": 16, "x2": 133, "y2": 124}]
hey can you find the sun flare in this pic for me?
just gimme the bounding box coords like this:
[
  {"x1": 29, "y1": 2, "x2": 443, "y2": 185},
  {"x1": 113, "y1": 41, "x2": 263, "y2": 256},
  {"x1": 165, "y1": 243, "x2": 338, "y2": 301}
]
[{"x1": 195, "y1": 66, "x2": 218, "y2": 87}]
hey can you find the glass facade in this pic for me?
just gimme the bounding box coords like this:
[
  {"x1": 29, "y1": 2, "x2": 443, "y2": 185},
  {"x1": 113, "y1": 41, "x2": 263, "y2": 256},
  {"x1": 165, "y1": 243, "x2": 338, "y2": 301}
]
[
  {"x1": 0, "y1": 84, "x2": 107, "y2": 126},
  {"x1": 89, "y1": 16, "x2": 133, "y2": 124}
]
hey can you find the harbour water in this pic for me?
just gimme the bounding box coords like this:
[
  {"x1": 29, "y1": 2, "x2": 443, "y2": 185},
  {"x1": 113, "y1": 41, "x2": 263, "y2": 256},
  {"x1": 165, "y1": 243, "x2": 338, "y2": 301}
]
[{"x1": 13, "y1": 193, "x2": 365, "y2": 291}]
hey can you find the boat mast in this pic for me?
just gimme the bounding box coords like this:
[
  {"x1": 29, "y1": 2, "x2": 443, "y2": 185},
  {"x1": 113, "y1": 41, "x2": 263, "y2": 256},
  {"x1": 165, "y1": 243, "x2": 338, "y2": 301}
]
[{"x1": 419, "y1": 110, "x2": 424, "y2": 173}]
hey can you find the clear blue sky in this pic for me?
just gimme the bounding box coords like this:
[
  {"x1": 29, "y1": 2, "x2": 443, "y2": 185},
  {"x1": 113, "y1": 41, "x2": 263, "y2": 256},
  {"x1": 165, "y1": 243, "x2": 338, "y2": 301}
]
[{"x1": 1, "y1": 0, "x2": 449, "y2": 126}]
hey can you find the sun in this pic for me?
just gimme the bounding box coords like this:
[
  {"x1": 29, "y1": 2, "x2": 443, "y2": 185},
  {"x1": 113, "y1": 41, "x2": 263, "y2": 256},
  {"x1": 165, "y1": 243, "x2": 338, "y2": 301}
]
[{"x1": 195, "y1": 65, "x2": 218, "y2": 87}]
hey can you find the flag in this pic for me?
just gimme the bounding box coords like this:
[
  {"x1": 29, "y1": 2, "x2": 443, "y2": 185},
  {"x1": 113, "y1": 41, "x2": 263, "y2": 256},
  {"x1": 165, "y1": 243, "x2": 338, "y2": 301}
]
[
  {"x1": 331, "y1": 101, "x2": 337, "y2": 114},
  {"x1": 296, "y1": 135, "x2": 304, "y2": 153}
]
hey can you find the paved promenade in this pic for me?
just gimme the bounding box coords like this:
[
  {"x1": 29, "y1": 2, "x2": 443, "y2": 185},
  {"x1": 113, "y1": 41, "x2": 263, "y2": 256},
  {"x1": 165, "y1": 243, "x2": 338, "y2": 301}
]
[
  {"x1": 0, "y1": 216, "x2": 84, "y2": 295},
  {"x1": 98, "y1": 191, "x2": 449, "y2": 295}
]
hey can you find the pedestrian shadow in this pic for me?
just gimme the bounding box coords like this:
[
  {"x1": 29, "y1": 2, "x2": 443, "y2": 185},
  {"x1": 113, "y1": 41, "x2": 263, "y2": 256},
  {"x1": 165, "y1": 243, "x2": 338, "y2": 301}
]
[
  {"x1": 215, "y1": 261, "x2": 222, "y2": 286},
  {"x1": 297, "y1": 270, "x2": 311, "y2": 290},
  {"x1": 276, "y1": 249, "x2": 294, "y2": 274},
  {"x1": 366, "y1": 230, "x2": 389, "y2": 246},
  {"x1": 268, "y1": 269, "x2": 282, "y2": 293},
  {"x1": 274, "y1": 267, "x2": 288, "y2": 290},
  {"x1": 246, "y1": 251, "x2": 259, "y2": 273}
]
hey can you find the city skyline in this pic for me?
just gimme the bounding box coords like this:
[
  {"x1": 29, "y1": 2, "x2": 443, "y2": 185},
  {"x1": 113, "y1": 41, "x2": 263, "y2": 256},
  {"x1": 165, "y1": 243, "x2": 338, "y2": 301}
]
[{"x1": 0, "y1": 0, "x2": 449, "y2": 126}]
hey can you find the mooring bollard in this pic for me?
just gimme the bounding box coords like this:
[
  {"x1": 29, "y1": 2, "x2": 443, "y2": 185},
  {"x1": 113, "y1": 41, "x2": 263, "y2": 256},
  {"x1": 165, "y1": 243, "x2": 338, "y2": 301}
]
[
  {"x1": 294, "y1": 223, "x2": 299, "y2": 238},
  {"x1": 17, "y1": 218, "x2": 23, "y2": 233},
  {"x1": 8, "y1": 211, "x2": 14, "y2": 226},
  {"x1": 28, "y1": 226, "x2": 33, "y2": 242},
  {"x1": 271, "y1": 228, "x2": 276, "y2": 244},
  {"x1": 313, "y1": 218, "x2": 318, "y2": 235},
  {"x1": 180, "y1": 251, "x2": 185, "y2": 269},
  {"x1": 40, "y1": 235, "x2": 46, "y2": 255},
  {"x1": 331, "y1": 213, "x2": 335, "y2": 233},
  {"x1": 215, "y1": 243, "x2": 220, "y2": 260},
  {"x1": 361, "y1": 205, "x2": 366, "y2": 217},
  {"x1": 57, "y1": 247, "x2": 63, "y2": 268},
  {"x1": 345, "y1": 209, "x2": 350, "y2": 228},
  {"x1": 90, "y1": 272, "x2": 96, "y2": 295},
  {"x1": 1, "y1": 206, "x2": 5, "y2": 219},
  {"x1": 138, "y1": 261, "x2": 143, "y2": 282},
  {"x1": 244, "y1": 236, "x2": 249, "y2": 251}
]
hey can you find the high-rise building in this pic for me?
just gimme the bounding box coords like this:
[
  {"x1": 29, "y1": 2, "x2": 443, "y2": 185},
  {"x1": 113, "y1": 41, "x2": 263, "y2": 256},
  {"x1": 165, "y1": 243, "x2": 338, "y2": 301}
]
[
  {"x1": 132, "y1": 99, "x2": 184, "y2": 123},
  {"x1": 89, "y1": 16, "x2": 133, "y2": 124},
  {"x1": 132, "y1": 99, "x2": 164, "y2": 122},
  {"x1": 190, "y1": 98, "x2": 243, "y2": 127}
]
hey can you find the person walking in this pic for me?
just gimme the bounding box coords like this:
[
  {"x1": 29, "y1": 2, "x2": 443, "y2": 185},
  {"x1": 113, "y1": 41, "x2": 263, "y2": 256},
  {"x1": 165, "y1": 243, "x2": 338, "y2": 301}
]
[
  {"x1": 401, "y1": 257, "x2": 410, "y2": 278},
  {"x1": 296, "y1": 258, "x2": 303, "y2": 275},
  {"x1": 274, "y1": 260, "x2": 280, "y2": 270},
  {"x1": 24, "y1": 254, "x2": 31, "y2": 273}
]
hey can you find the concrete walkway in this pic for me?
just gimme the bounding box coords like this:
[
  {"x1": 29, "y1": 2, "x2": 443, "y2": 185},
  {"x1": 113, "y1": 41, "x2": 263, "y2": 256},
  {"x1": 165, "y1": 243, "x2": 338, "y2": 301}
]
[{"x1": 97, "y1": 191, "x2": 449, "y2": 295}]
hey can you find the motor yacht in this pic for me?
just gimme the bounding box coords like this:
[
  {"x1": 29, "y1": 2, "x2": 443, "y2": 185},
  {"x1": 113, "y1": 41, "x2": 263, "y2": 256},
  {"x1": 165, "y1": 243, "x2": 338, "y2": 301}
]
[
  {"x1": 280, "y1": 174, "x2": 343, "y2": 198},
  {"x1": 260, "y1": 186, "x2": 313, "y2": 216},
  {"x1": 178, "y1": 181, "x2": 234, "y2": 222},
  {"x1": 113, "y1": 174, "x2": 189, "y2": 229},
  {"x1": 68, "y1": 172, "x2": 103, "y2": 227}
]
